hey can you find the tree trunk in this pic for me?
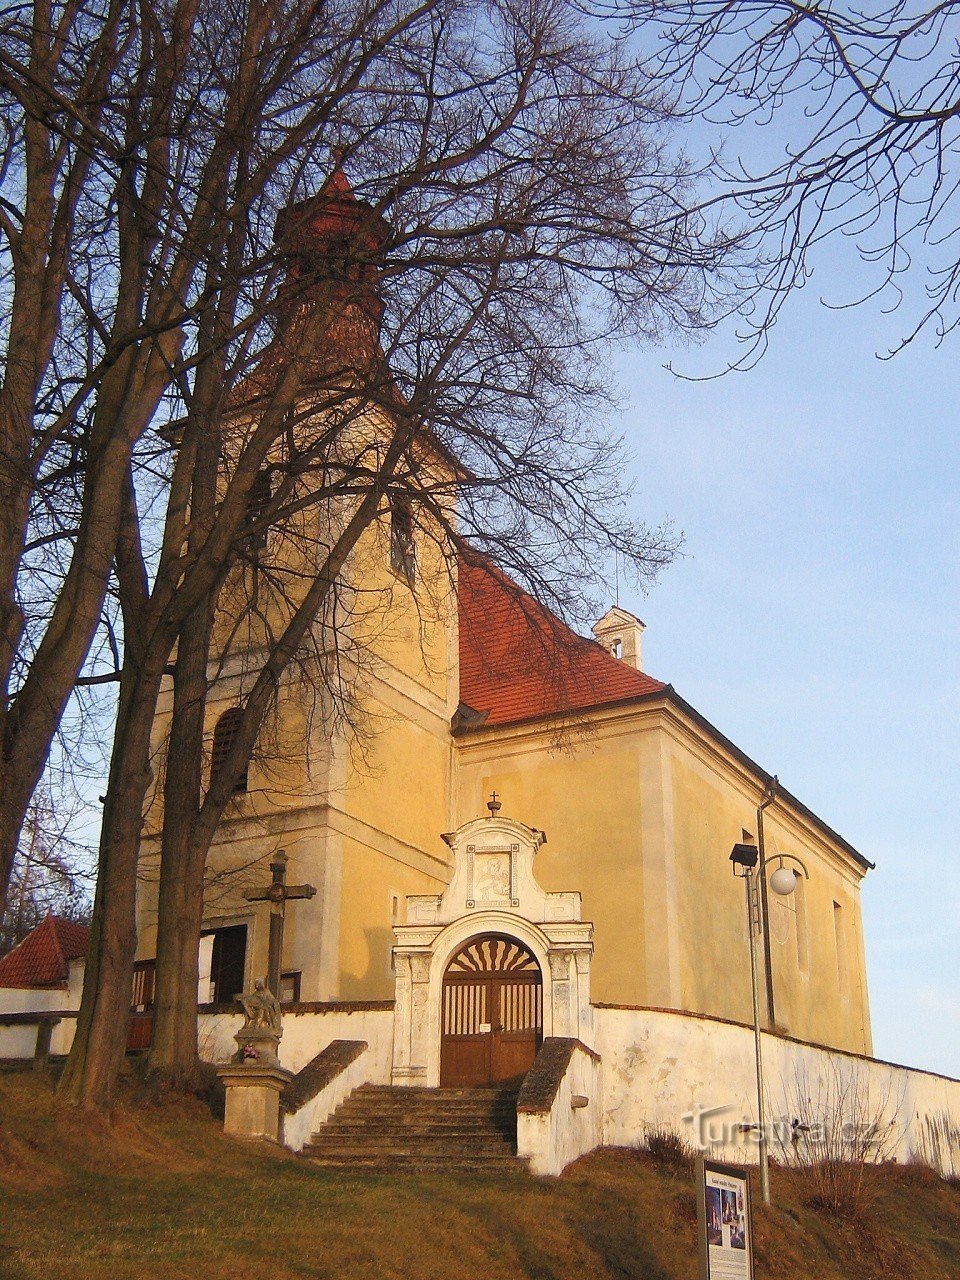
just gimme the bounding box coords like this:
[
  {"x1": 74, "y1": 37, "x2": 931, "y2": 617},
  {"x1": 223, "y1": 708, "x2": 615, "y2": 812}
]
[
  {"x1": 57, "y1": 664, "x2": 165, "y2": 1108},
  {"x1": 147, "y1": 594, "x2": 214, "y2": 1090},
  {"x1": 0, "y1": 422, "x2": 136, "y2": 907}
]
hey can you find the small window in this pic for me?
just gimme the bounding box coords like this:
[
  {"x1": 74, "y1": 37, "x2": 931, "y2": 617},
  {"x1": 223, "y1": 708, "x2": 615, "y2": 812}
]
[
  {"x1": 244, "y1": 468, "x2": 273, "y2": 550},
  {"x1": 389, "y1": 498, "x2": 416, "y2": 582},
  {"x1": 612, "y1": 638, "x2": 623, "y2": 660},
  {"x1": 833, "y1": 900, "x2": 847, "y2": 994},
  {"x1": 279, "y1": 970, "x2": 301, "y2": 1004},
  {"x1": 211, "y1": 707, "x2": 248, "y2": 793},
  {"x1": 794, "y1": 875, "x2": 808, "y2": 972}
]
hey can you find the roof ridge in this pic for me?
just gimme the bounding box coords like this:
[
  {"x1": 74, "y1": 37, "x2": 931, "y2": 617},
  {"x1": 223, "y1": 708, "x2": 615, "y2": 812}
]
[{"x1": 46, "y1": 913, "x2": 68, "y2": 976}]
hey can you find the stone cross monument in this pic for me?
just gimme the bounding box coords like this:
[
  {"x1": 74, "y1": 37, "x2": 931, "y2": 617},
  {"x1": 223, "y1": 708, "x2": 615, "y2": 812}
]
[
  {"x1": 243, "y1": 850, "x2": 316, "y2": 996},
  {"x1": 218, "y1": 851, "x2": 316, "y2": 1143}
]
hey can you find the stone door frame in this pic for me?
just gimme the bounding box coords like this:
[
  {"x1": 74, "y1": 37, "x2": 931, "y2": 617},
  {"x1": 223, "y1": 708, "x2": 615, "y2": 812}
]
[
  {"x1": 391, "y1": 813, "x2": 594, "y2": 1088},
  {"x1": 392, "y1": 908, "x2": 593, "y2": 1087}
]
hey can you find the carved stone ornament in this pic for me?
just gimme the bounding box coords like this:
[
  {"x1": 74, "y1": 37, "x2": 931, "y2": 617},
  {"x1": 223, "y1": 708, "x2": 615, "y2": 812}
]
[{"x1": 232, "y1": 977, "x2": 283, "y2": 1067}]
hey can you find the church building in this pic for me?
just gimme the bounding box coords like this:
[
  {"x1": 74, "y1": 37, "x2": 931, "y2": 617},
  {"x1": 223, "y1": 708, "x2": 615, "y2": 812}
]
[
  {"x1": 6, "y1": 164, "x2": 958, "y2": 1177},
  {"x1": 135, "y1": 541, "x2": 875, "y2": 1067},
  {"x1": 127, "y1": 164, "x2": 875, "y2": 1077}
]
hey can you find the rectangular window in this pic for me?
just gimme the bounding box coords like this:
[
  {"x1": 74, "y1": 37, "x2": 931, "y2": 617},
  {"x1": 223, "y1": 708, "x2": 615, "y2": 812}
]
[
  {"x1": 794, "y1": 875, "x2": 808, "y2": 972},
  {"x1": 203, "y1": 924, "x2": 248, "y2": 1004},
  {"x1": 279, "y1": 970, "x2": 301, "y2": 1004},
  {"x1": 389, "y1": 498, "x2": 416, "y2": 583},
  {"x1": 131, "y1": 959, "x2": 155, "y2": 1011}
]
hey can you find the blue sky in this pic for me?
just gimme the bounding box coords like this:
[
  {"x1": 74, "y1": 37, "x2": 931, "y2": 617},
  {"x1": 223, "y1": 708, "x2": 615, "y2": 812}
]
[{"x1": 611, "y1": 274, "x2": 959, "y2": 1079}]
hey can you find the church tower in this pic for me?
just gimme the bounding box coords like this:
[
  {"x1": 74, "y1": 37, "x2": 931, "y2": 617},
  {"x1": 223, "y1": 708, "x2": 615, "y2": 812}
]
[{"x1": 136, "y1": 161, "x2": 459, "y2": 1008}]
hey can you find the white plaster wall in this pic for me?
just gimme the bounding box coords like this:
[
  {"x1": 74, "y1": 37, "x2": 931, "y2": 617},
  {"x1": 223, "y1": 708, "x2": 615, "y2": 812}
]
[
  {"x1": 0, "y1": 1015, "x2": 78, "y2": 1058},
  {"x1": 0, "y1": 968, "x2": 83, "y2": 1058},
  {"x1": 595, "y1": 1006, "x2": 960, "y2": 1177},
  {"x1": 198, "y1": 1006, "x2": 395, "y2": 1079},
  {"x1": 0, "y1": 987, "x2": 72, "y2": 1014},
  {"x1": 281, "y1": 1047, "x2": 373, "y2": 1152},
  {"x1": 517, "y1": 1044, "x2": 603, "y2": 1176},
  {"x1": 0, "y1": 1023, "x2": 43, "y2": 1057},
  {"x1": 49, "y1": 1015, "x2": 77, "y2": 1056}
]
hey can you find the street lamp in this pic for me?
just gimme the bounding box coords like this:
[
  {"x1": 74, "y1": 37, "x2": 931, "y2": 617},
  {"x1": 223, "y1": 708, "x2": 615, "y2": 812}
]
[
  {"x1": 730, "y1": 840, "x2": 798, "y2": 1206},
  {"x1": 770, "y1": 861, "x2": 799, "y2": 897}
]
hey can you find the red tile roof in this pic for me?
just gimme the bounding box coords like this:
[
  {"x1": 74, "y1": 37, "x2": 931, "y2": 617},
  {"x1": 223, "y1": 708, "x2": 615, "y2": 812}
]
[
  {"x1": 0, "y1": 915, "x2": 89, "y2": 989},
  {"x1": 457, "y1": 556, "x2": 665, "y2": 729}
]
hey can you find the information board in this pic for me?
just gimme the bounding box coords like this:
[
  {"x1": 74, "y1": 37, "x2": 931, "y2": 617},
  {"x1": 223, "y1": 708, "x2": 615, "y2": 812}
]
[{"x1": 696, "y1": 1158, "x2": 754, "y2": 1280}]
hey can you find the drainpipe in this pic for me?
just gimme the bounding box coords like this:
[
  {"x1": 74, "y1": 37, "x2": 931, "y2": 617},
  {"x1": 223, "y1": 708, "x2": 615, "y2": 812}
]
[{"x1": 756, "y1": 777, "x2": 778, "y2": 1029}]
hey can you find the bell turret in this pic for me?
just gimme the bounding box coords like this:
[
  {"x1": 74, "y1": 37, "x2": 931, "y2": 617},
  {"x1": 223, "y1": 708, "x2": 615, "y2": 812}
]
[{"x1": 273, "y1": 154, "x2": 390, "y2": 328}]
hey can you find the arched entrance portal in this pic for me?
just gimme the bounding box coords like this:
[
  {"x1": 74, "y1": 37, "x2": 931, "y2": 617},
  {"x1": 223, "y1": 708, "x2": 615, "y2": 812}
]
[{"x1": 440, "y1": 934, "x2": 543, "y2": 1088}]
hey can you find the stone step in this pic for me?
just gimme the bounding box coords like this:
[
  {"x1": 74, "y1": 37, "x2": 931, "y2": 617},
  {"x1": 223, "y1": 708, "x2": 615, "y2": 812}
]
[
  {"x1": 302, "y1": 1084, "x2": 525, "y2": 1175},
  {"x1": 332, "y1": 1107, "x2": 516, "y2": 1124},
  {"x1": 353, "y1": 1086, "x2": 512, "y2": 1096},
  {"x1": 342, "y1": 1091, "x2": 515, "y2": 1100},
  {"x1": 345, "y1": 1094, "x2": 515, "y2": 1108},
  {"x1": 335, "y1": 1105, "x2": 519, "y2": 1116},
  {"x1": 303, "y1": 1139, "x2": 516, "y2": 1157},
  {"x1": 317, "y1": 1116, "x2": 514, "y2": 1136},
  {"x1": 328, "y1": 1120, "x2": 514, "y2": 1136},
  {"x1": 335, "y1": 1100, "x2": 519, "y2": 1121},
  {"x1": 313, "y1": 1120, "x2": 516, "y2": 1140},
  {"x1": 303, "y1": 1153, "x2": 529, "y2": 1173}
]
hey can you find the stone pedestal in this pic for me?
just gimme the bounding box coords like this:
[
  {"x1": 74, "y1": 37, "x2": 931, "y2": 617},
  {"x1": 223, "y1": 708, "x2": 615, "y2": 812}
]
[
  {"x1": 231, "y1": 1025, "x2": 282, "y2": 1068},
  {"x1": 217, "y1": 1062, "x2": 293, "y2": 1142}
]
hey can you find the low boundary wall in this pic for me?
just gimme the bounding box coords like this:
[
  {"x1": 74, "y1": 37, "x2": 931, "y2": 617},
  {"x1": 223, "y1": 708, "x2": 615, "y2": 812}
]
[
  {"x1": 198, "y1": 1000, "x2": 395, "y2": 1082},
  {"x1": 3, "y1": 986, "x2": 957, "y2": 1177},
  {"x1": 517, "y1": 1038, "x2": 602, "y2": 1175},
  {"x1": 595, "y1": 1005, "x2": 960, "y2": 1177}
]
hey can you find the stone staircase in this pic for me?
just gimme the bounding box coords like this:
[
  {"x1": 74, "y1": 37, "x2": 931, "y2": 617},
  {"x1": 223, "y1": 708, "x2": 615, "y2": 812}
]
[{"x1": 300, "y1": 1084, "x2": 526, "y2": 1173}]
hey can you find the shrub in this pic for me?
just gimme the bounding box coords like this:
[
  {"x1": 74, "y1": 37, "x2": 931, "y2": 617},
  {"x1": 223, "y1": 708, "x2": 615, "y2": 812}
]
[
  {"x1": 640, "y1": 1125, "x2": 695, "y2": 1173},
  {"x1": 775, "y1": 1062, "x2": 901, "y2": 1220}
]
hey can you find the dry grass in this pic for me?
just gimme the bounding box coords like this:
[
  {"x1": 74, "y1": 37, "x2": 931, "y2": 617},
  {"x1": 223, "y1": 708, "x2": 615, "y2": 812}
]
[{"x1": 0, "y1": 1072, "x2": 958, "y2": 1280}]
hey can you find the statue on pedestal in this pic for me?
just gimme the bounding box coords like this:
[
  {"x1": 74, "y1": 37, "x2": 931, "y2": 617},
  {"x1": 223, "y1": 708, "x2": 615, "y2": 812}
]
[
  {"x1": 233, "y1": 977, "x2": 283, "y2": 1066},
  {"x1": 240, "y1": 978, "x2": 282, "y2": 1034}
]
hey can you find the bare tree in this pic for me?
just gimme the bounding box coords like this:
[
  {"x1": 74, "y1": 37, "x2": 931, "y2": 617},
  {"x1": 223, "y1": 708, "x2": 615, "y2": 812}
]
[
  {"x1": 625, "y1": 0, "x2": 960, "y2": 357},
  {"x1": 0, "y1": 782, "x2": 91, "y2": 954},
  {"x1": 0, "y1": 0, "x2": 131, "y2": 907},
  {"x1": 2, "y1": 0, "x2": 735, "y2": 1107},
  {"x1": 773, "y1": 1060, "x2": 902, "y2": 1217}
]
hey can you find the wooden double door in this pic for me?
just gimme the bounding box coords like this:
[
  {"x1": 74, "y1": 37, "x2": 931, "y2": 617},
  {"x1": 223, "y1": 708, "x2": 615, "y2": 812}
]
[{"x1": 440, "y1": 934, "x2": 543, "y2": 1088}]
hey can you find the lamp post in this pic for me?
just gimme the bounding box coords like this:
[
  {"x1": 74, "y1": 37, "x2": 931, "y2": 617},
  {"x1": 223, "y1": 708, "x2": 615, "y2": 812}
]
[
  {"x1": 756, "y1": 778, "x2": 778, "y2": 1027},
  {"x1": 729, "y1": 840, "x2": 798, "y2": 1206}
]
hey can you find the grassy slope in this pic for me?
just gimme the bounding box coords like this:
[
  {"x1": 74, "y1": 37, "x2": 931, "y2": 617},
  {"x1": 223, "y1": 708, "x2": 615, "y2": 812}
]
[{"x1": 1, "y1": 1072, "x2": 958, "y2": 1280}]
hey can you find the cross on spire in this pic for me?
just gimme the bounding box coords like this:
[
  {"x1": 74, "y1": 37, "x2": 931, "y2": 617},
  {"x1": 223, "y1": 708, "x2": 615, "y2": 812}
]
[
  {"x1": 486, "y1": 791, "x2": 501, "y2": 817},
  {"x1": 243, "y1": 851, "x2": 316, "y2": 997}
]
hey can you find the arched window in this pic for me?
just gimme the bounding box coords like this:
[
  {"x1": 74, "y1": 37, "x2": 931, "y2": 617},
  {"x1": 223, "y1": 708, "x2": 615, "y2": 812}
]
[
  {"x1": 389, "y1": 497, "x2": 416, "y2": 583},
  {"x1": 244, "y1": 468, "x2": 273, "y2": 550},
  {"x1": 210, "y1": 707, "x2": 248, "y2": 793}
]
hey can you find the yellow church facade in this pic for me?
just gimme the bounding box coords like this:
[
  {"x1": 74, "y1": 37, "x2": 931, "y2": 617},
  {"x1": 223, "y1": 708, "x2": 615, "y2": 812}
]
[
  {"x1": 126, "y1": 160, "x2": 875, "y2": 1089},
  {"x1": 135, "y1": 501, "x2": 873, "y2": 1064}
]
